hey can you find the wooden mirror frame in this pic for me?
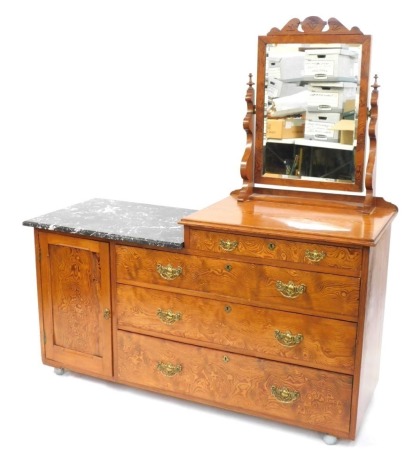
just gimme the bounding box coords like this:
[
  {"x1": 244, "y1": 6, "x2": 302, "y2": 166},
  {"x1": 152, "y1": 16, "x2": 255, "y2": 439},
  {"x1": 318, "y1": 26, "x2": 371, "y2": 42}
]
[{"x1": 237, "y1": 17, "x2": 377, "y2": 210}]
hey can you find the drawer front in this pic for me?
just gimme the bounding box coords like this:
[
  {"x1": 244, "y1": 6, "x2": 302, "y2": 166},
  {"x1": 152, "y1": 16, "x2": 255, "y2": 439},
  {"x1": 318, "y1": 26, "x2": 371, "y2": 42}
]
[
  {"x1": 256, "y1": 264, "x2": 360, "y2": 317},
  {"x1": 116, "y1": 246, "x2": 360, "y2": 318},
  {"x1": 117, "y1": 331, "x2": 352, "y2": 435},
  {"x1": 117, "y1": 284, "x2": 357, "y2": 372},
  {"x1": 189, "y1": 229, "x2": 362, "y2": 272}
]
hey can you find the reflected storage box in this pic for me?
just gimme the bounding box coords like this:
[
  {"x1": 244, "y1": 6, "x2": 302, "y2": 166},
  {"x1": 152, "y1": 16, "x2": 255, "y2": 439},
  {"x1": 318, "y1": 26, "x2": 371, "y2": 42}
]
[
  {"x1": 267, "y1": 117, "x2": 305, "y2": 139},
  {"x1": 303, "y1": 48, "x2": 359, "y2": 82},
  {"x1": 267, "y1": 78, "x2": 283, "y2": 99},
  {"x1": 304, "y1": 112, "x2": 341, "y2": 142},
  {"x1": 307, "y1": 82, "x2": 357, "y2": 113},
  {"x1": 332, "y1": 119, "x2": 356, "y2": 145},
  {"x1": 267, "y1": 79, "x2": 304, "y2": 99},
  {"x1": 279, "y1": 56, "x2": 305, "y2": 82},
  {"x1": 343, "y1": 98, "x2": 356, "y2": 116},
  {"x1": 267, "y1": 58, "x2": 281, "y2": 80}
]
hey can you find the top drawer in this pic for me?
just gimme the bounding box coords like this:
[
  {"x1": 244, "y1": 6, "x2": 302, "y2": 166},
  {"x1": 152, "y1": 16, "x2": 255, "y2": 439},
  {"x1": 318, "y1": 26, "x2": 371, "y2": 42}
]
[{"x1": 188, "y1": 229, "x2": 362, "y2": 272}]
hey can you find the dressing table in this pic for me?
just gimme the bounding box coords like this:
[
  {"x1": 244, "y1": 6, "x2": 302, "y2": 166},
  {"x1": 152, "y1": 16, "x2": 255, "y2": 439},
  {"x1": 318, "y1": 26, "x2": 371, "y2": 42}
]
[{"x1": 23, "y1": 17, "x2": 397, "y2": 444}]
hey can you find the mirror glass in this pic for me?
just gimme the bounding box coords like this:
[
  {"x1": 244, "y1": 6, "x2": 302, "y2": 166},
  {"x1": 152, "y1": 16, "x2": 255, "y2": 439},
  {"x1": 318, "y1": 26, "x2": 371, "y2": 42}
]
[{"x1": 255, "y1": 35, "x2": 370, "y2": 192}]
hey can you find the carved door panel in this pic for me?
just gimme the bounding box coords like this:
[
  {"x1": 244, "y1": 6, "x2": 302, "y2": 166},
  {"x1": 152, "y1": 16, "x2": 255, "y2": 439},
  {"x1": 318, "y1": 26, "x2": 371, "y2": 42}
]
[{"x1": 38, "y1": 232, "x2": 112, "y2": 377}]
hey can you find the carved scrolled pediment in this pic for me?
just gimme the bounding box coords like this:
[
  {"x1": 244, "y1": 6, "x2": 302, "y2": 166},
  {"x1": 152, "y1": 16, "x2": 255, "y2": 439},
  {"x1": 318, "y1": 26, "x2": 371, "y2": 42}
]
[{"x1": 268, "y1": 16, "x2": 363, "y2": 35}]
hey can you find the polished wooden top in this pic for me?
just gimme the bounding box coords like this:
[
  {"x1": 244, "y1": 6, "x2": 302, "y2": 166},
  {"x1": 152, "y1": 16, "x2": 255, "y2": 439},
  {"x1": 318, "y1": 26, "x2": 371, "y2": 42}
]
[{"x1": 181, "y1": 195, "x2": 397, "y2": 246}]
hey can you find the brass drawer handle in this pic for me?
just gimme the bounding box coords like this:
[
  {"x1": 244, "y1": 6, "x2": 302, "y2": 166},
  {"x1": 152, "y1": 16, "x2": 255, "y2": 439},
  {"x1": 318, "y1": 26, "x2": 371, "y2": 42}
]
[
  {"x1": 274, "y1": 329, "x2": 303, "y2": 347},
  {"x1": 275, "y1": 280, "x2": 306, "y2": 299},
  {"x1": 156, "y1": 361, "x2": 182, "y2": 377},
  {"x1": 220, "y1": 239, "x2": 239, "y2": 252},
  {"x1": 156, "y1": 263, "x2": 183, "y2": 280},
  {"x1": 271, "y1": 385, "x2": 300, "y2": 404},
  {"x1": 157, "y1": 308, "x2": 182, "y2": 325},
  {"x1": 305, "y1": 249, "x2": 326, "y2": 263}
]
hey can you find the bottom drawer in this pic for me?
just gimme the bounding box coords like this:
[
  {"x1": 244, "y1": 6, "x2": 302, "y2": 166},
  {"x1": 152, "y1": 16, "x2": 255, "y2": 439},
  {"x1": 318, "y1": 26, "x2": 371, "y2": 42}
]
[{"x1": 117, "y1": 331, "x2": 352, "y2": 435}]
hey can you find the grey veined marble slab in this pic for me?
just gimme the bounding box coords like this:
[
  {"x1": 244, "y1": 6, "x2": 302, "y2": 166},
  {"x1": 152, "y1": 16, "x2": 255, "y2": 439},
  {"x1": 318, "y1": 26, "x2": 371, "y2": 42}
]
[{"x1": 23, "y1": 198, "x2": 196, "y2": 249}]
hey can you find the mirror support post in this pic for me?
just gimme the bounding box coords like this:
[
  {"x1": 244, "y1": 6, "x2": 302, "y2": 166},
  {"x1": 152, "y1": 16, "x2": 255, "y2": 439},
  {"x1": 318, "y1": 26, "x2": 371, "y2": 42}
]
[
  {"x1": 237, "y1": 74, "x2": 256, "y2": 202},
  {"x1": 363, "y1": 75, "x2": 380, "y2": 213}
]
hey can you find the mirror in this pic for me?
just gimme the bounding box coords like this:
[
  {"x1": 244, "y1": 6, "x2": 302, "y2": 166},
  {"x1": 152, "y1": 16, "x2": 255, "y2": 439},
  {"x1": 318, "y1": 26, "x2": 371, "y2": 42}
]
[{"x1": 253, "y1": 17, "x2": 371, "y2": 192}]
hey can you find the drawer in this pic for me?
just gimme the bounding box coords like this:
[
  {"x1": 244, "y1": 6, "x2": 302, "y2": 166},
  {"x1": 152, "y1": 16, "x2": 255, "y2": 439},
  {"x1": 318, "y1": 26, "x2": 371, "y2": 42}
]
[
  {"x1": 116, "y1": 246, "x2": 360, "y2": 318},
  {"x1": 117, "y1": 331, "x2": 353, "y2": 435},
  {"x1": 188, "y1": 229, "x2": 362, "y2": 272},
  {"x1": 116, "y1": 284, "x2": 357, "y2": 373}
]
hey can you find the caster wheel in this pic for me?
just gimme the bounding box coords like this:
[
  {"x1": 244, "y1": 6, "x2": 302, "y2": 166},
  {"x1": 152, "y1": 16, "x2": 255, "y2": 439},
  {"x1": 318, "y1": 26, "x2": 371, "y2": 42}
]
[
  {"x1": 322, "y1": 434, "x2": 338, "y2": 445},
  {"x1": 54, "y1": 367, "x2": 65, "y2": 376}
]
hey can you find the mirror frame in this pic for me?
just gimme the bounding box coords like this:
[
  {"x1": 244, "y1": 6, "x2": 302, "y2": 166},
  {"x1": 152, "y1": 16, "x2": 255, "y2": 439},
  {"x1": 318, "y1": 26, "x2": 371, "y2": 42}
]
[{"x1": 254, "y1": 17, "x2": 371, "y2": 193}]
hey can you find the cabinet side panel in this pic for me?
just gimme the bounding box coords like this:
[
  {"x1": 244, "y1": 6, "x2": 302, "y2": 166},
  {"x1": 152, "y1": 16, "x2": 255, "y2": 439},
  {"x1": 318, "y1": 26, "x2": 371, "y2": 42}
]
[
  {"x1": 34, "y1": 230, "x2": 46, "y2": 361},
  {"x1": 356, "y1": 227, "x2": 392, "y2": 433}
]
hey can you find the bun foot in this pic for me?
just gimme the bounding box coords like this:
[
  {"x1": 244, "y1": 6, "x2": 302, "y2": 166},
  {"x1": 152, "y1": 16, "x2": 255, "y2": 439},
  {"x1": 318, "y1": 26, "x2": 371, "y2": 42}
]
[
  {"x1": 54, "y1": 367, "x2": 65, "y2": 375},
  {"x1": 322, "y1": 434, "x2": 338, "y2": 445}
]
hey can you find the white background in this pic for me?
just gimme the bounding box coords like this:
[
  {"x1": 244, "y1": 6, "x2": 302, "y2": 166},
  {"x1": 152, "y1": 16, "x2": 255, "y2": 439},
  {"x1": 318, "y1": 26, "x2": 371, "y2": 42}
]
[{"x1": 1, "y1": 1, "x2": 417, "y2": 468}]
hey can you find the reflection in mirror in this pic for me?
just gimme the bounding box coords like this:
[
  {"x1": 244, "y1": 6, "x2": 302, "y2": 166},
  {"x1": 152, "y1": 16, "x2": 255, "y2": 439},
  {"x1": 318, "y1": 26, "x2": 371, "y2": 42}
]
[{"x1": 263, "y1": 43, "x2": 362, "y2": 183}]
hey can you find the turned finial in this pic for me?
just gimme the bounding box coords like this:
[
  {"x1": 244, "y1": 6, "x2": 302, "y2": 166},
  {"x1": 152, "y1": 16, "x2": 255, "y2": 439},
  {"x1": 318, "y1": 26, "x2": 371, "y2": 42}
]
[
  {"x1": 372, "y1": 74, "x2": 380, "y2": 91},
  {"x1": 247, "y1": 73, "x2": 254, "y2": 88}
]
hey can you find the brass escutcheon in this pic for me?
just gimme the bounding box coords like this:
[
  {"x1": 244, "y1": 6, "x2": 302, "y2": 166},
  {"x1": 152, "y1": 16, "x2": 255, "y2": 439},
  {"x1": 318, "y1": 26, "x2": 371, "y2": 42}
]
[
  {"x1": 222, "y1": 355, "x2": 230, "y2": 363},
  {"x1": 274, "y1": 329, "x2": 303, "y2": 347},
  {"x1": 157, "y1": 308, "x2": 182, "y2": 325},
  {"x1": 156, "y1": 362, "x2": 182, "y2": 377},
  {"x1": 271, "y1": 385, "x2": 300, "y2": 404},
  {"x1": 156, "y1": 263, "x2": 183, "y2": 281},
  {"x1": 267, "y1": 242, "x2": 277, "y2": 251},
  {"x1": 103, "y1": 308, "x2": 111, "y2": 320},
  {"x1": 305, "y1": 249, "x2": 326, "y2": 263},
  {"x1": 225, "y1": 264, "x2": 233, "y2": 272},
  {"x1": 276, "y1": 280, "x2": 306, "y2": 299},
  {"x1": 224, "y1": 305, "x2": 232, "y2": 313},
  {"x1": 220, "y1": 240, "x2": 239, "y2": 252}
]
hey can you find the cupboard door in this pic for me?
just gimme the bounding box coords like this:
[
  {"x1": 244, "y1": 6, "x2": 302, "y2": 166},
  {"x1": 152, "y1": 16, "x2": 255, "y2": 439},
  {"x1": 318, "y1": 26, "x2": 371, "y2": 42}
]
[{"x1": 38, "y1": 232, "x2": 112, "y2": 377}]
